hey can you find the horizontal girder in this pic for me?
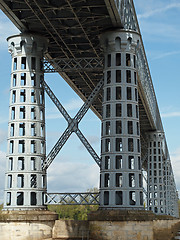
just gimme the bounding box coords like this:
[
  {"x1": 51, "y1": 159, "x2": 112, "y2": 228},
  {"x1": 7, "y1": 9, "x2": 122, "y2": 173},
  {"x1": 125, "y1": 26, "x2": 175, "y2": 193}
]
[{"x1": 44, "y1": 57, "x2": 103, "y2": 72}]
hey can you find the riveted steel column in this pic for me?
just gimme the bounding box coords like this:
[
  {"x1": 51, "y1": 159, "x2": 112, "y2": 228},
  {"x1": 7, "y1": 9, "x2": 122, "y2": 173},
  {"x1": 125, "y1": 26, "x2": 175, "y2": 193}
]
[
  {"x1": 165, "y1": 159, "x2": 179, "y2": 218},
  {"x1": 99, "y1": 30, "x2": 144, "y2": 209},
  {"x1": 165, "y1": 158, "x2": 172, "y2": 215},
  {"x1": 146, "y1": 132, "x2": 167, "y2": 215},
  {"x1": 4, "y1": 34, "x2": 48, "y2": 210}
]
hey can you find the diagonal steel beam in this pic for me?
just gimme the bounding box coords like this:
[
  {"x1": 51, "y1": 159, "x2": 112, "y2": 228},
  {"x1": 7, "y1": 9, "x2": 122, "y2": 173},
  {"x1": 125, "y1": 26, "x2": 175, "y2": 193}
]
[
  {"x1": 74, "y1": 78, "x2": 103, "y2": 123},
  {"x1": 43, "y1": 127, "x2": 72, "y2": 170},
  {"x1": 42, "y1": 78, "x2": 103, "y2": 170},
  {"x1": 75, "y1": 129, "x2": 101, "y2": 166},
  {"x1": 41, "y1": 79, "x2": 71, "y2": 122}
]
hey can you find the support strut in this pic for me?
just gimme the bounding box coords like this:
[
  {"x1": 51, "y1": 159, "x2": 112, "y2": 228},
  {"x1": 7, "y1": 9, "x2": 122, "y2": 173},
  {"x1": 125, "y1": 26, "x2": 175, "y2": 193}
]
[{"x1": 42, "y1": 78, "x2": 103, "y2": 170}]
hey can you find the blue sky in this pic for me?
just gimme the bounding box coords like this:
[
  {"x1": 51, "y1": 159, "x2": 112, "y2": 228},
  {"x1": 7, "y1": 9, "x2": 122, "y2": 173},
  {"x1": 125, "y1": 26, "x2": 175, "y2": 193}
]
[{"x1": 0, "y1": 0, "x2": 180, "y2": 203}]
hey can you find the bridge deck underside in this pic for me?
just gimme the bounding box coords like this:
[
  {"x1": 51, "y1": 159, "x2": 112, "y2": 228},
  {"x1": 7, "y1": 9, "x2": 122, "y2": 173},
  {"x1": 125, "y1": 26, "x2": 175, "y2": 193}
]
[{"x1": 0, "y1": 0, "x2": 153, "y2": 162}]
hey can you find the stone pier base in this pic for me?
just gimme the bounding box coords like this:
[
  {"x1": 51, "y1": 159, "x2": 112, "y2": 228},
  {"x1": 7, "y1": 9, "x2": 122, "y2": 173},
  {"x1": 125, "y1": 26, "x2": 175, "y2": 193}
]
[
  {"x1": 88, "y1": 220, "x2": 180, "y2": 240},
  {"x1": 0, "y1": 210, "x2": 58, "y2": 240},
  {"x1": 0, "y1": 210, "x2": 180, "y2": 240},
  {"x1": 88, "y1": 210, "x2": 180, "y2": 240}
]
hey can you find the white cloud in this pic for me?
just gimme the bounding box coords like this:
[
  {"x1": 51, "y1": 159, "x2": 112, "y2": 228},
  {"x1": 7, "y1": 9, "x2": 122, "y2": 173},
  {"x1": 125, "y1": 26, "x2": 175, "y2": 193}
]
[
  {"x1": 161, "y1": 112, "x2": 180, "y2": 118},
  {"x1": 46, "y1": 98, "x2": 83, "y2": 120},
  {"x1": 135, "y1": 1, "x2": 180, "y2": 44},
  {"x1": 138, "y1": 3, "x2": 180, "y2": 19},
  {"x1": 47, "y1": 158, "x2": 99, "y2": 193},
  {"x1": 140, "y1": 20, "x2": 180, "y2": 43},
  {"x1": 151, "y1": 50, "x2": 180, "y2": 61},
  {"x1": 64, "y1": 98, "x2": 83, "y2": 112},
  {"x1": 46, "y1": 113, "x2": 63, "y2": 120}
]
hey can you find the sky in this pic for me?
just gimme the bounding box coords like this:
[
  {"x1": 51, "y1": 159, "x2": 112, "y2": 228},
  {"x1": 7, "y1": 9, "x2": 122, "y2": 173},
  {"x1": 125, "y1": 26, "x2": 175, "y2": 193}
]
[{"x1": 0, "y1": 0, "x2": 180, "y2": 204}]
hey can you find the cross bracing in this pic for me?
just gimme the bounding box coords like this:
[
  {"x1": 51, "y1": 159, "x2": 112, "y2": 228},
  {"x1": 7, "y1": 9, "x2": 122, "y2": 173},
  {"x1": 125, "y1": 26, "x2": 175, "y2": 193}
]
[
  {"x1": 41, "y1": 79, "x2": 102, "y2": 170},
  {"x1": 43, "y1": 57, "x2": 104, "y2": 72},
  {"x1": 0, "y1": 0, "x2": 178, "y2": 217},
  {"x1": 45, "y1": 192, "x2": 99, "y2": 205}
]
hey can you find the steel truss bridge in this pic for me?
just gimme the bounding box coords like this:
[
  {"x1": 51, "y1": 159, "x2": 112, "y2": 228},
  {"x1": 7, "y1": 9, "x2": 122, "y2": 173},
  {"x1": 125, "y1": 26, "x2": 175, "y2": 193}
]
[{"x1": 0, "y1": 0, "x2": 179, "y2": 217}]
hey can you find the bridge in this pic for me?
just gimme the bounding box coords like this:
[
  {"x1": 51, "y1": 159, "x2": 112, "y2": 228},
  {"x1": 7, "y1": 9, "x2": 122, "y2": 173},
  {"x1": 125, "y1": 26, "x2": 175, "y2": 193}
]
[{"x1": 0, "y1": 0, "x2": 179, "y2": 218}]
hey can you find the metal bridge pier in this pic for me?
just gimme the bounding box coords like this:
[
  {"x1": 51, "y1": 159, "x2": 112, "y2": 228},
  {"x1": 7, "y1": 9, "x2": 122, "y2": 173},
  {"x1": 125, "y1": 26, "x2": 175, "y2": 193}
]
[
  {"x1": 146, "y1": 131, "x2": 179, "y2": 218},
  {"x1": 4, "y1": 34, "x2": 48, "y2": 210},
  {"x1": 165, "y1": 160, "x2": 179, "y2": 217},
  {"x1": 99, "y1": 29, "x2": 144, "y2": 210},
  {"x1": 146, "y1": 132, "x2": 167, "y2": 215}
]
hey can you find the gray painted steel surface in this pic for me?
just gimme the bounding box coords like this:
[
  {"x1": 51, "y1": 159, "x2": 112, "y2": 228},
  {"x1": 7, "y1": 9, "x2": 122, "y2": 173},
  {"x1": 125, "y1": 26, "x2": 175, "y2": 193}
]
[
  {"x1": 0, "y1": 0, "x2": 178, "y2": 217},
  {"x1": 99, "y1": 30, "x2": 143, "y2": 209},
  {"x1": 4, "y1": 34, "x2": 48, "y2": 210}
]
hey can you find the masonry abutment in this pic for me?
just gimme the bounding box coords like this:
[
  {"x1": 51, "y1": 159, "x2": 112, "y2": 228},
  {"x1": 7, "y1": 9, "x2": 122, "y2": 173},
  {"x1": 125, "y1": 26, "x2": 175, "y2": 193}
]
[
  {"x1": 4, "y1": 34, "x2": 48, "y2": 210},
  {"x1": 99, "y1": 29, "x2": 144, "y2": 209}
]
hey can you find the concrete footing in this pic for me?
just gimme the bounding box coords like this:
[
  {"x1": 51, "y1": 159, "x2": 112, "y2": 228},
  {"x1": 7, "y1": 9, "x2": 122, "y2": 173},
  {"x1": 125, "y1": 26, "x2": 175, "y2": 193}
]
[{"x1": 0, "y1": 210, "x2": 180, "y2": 240}]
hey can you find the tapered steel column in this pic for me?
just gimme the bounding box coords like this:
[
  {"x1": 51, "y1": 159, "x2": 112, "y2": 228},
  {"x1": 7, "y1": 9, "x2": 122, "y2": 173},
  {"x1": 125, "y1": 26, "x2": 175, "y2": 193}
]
[
  {"x1": 4, "y1": 34, "x2": 48, "y2": 210},
  {"x1": 165, "y1": 157, "x2": 172, "y2": 215},
  {"x1": 146, "y1": 132, "x2": 167, "y2": 215},
  {"x1": 164, "y1": 158, "x2": 179, "y2": 218},
  {"x1": 99, "y1": 30, "x2": 144, "y2": 209}
]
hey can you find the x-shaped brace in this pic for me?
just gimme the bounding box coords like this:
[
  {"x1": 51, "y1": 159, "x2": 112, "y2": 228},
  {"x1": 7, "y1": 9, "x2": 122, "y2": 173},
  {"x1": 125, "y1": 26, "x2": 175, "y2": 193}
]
[{"x1": 41, "y1": 78, "x2": 103, "y2": 170}]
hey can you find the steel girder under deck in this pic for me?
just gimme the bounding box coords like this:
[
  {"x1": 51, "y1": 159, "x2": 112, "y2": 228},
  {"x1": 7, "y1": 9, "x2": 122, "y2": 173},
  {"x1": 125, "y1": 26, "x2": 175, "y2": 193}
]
[
  {"x1": 0, "y1": 0, "x2": 157, "y2": 161},
  {"x1": 0, "y1": 0, "x2": 154, "y2": 133}
]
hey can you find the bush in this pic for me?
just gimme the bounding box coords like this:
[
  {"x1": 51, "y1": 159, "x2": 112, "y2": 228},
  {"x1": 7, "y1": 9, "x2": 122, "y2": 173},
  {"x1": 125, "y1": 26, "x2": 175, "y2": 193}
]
[
  {"x1": 0, "y1": 204, "x2": 3, "y2": 211},
  {"x1": 48, "y1": 204, "x2": 98, "y2": 220}
]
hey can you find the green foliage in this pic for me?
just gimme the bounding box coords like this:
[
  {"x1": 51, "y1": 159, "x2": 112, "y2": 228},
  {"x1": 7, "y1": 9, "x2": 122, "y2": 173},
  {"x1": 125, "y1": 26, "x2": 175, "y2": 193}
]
[
  {"x1": 0, "y1": 204, "x2": 5, "y2": 221},
  {"x1": 0, "y1": 204, "x2": 3, "y2": 211},
  {"x1": 48, "y1": 188, "x2": 99, "y2": 220},
  {"x1": 48, "y1": 204, "x2": 98, "y2": 220}
]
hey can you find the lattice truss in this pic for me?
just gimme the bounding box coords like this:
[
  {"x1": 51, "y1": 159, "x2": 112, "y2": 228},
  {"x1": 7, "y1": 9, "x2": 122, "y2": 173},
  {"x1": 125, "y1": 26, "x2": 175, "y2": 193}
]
[
  {"x1": 45, "y1": 192, "x2": 99, "y2": 205},
  {"x1": 119, "y1": 0, "x2": 138, "y2": 31},
  {"x1": 44, "y1": 57, "x2": 103, "y2": 73}
]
